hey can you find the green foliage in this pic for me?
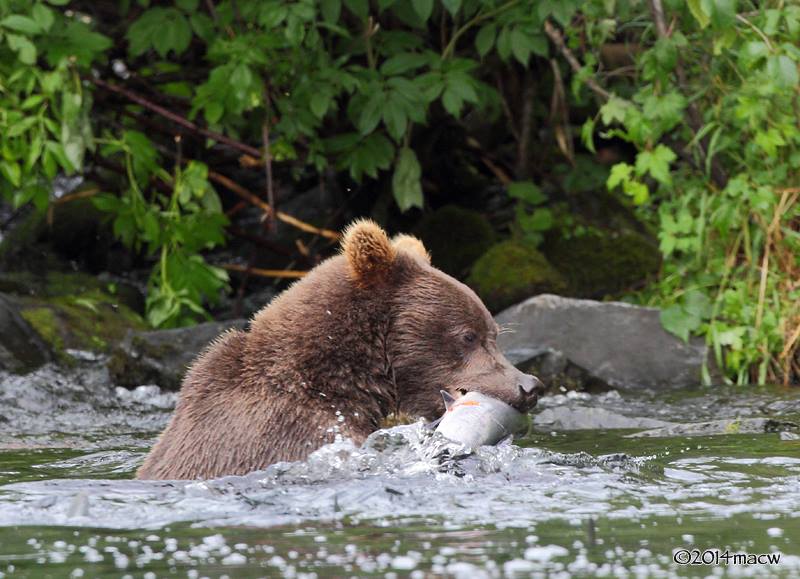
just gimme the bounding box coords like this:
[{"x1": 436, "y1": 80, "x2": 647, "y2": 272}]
[
  {"x1": 507, "y1": 181, "x2": 554, "y2": 246},
  {"x1": 0, "y1": 0, "x2": 581, "y2": 328},
  {"x1": 0, "y1": 0, "x2": 797, "y2": 384},
  {"x1": 92, "y1": 135, "x2": 228, "y2": 328},
  {"x1": 0, "y1": 0, "x2": 107, "y2": 210},
  {"x1": 579, "y1": 0, "x2": 800, "y2": 383}
]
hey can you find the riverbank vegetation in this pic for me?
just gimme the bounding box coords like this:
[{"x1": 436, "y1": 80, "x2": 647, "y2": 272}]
[{"x1": 0, "y1": 0, "x2": 797, "y2": 384}]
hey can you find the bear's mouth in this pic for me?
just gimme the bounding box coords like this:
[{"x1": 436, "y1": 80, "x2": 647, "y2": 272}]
[{"x1": 450, "y1": 386, "x2": 540, "y2": 414}]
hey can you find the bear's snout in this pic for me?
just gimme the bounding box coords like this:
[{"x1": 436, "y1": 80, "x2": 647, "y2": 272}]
[{"x1": 513, "y1": 373, "x2": 544, "y2": 412}]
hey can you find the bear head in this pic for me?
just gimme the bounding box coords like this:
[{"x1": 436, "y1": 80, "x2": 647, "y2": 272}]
[{"x1": 342, "y1": 219, "x2": 543, "y2": 421}]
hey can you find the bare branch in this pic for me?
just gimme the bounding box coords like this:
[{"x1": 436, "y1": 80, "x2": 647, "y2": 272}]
[
  {"x1": 89, "y1": 76, "x2": 262, "y2": 158},
  {"x1": 543, "y1": 20, "x2": 610, "y2": 101}
]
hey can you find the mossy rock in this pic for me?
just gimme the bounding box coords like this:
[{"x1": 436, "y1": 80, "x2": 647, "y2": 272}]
[
  {"x1": 108, "y1": 319, "x2": 247, "y2": 390},
  {"x1": 18, "y1": 289, "x2": 146, "y2": 364},
  {"x1": 0, "y1": 293, "x2": 52, "y2": 373},
  {"x1": 0, "y1": 271, "x2": 144, "y2": 314},
  {"x1": 544, "y1": 230, "x2": 660, "y2": 299},
  {"x1": 467, "y1": 241, "x2": 567, "y2": 313},
  {"x1": 416, "y1": 205, "x2": 495, "y2": 278}
]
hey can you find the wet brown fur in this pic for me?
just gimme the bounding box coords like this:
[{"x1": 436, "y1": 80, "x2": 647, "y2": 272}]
[{"x1": 138, "y1": 220, "x2": 530, "y2": 480}]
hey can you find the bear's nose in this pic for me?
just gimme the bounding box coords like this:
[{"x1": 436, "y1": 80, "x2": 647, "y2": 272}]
[{"x1": 518, "y1": 373, "x2": 545, "y2": 396}]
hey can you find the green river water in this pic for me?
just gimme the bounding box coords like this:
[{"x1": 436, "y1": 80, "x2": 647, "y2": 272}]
[{"x1": 0, "y1": 364, "x2": 798, "y2": 577}]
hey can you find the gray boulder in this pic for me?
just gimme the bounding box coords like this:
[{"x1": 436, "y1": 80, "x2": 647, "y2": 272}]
[
  {"x1": 496, "y1": 294, "x2": 715, "y2": 390},
  {"x1": 0, "y1": 293, "x2": 51, "y2": 373},
  {"x1": 109, "y1": 319, "x2": 247, "y2": 390},
  {"x1": 534, "y1": 406, "x2": 675, "y2": 431}
]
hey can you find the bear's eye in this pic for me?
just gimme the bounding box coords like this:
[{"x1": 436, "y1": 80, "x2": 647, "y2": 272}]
[{"x1": 462, "y1": 331, "x2": 478, "y2": 344}]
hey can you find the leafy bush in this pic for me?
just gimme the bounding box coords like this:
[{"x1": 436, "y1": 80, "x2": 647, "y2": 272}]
[
  {"x1": 0, "y1": 0, "x2": 797, "y2": 383},
  {"x1": 0, "y1": 0, "x2": 573, "y2": 326},
  {"x1": 575, "y1": 0, "x2": 799, "y2": 383}
]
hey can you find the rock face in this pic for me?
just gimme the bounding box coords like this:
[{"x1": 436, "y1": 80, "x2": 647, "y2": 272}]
[
  {"x1": 534, "y1": 406, "x2": 674, "y2": 431},
  {"x1": 109, "y1": 319, "x2": 248, "y2": 390},
  {"x1": 0, "y1": 293, "x2": 52, "y2": 373},
  {"x1": 496, "y1": 294, "x2": 714, "y2": 390}
]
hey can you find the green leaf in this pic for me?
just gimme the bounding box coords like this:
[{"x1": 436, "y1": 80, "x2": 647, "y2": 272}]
[
  {"x1": 687, "y1": 0, "x2": 710, "y2": 28},
  {"x1": 91, "y1": 193, "x2": 122, "y2": 213},
  {"x1": 441, "y1": 87, "x2": 463, "y2": 117},
  {"x1": 310, "y1": 92, "x2": 331, "y2": 118},
  {"x1": 475, "y1": 24, "x2": 496, "y2": 57},
  {"x1": 508, "y1": 181, "x2": 546, "y2": 205},
  {"x1": 0, "y1": 161, "x2": 22, "y2": 188},
  {"x1": 442, "y1": 0, "x2": 461, "y2": 15},
  {"x1": 380, "y1": 52, "x2": 428, "y2": 75},
  {"x1": 357, "y1": 91, "x2": 384, "y2": 135},
  {"x1": 321, "y1": 0, "x2": 342, "y2": 23},
  {"x1": 581, "y1": 118, "x2": 596, "y2": 154},
  {"x1": 6, "y1": 34, "x2": 37, "y2": 64},
  {"x1": 342, "y1": 133, "x2": 394, "y2": 181},
  {"x1": 414, "y1": 72, "x2": 445, "y2": 102},
  {"x1": 159, "y1": 12, "x2": 192, "y2": 56},
  {"x1": 599, "y1": 95, "x2": 629, "y2": 125},
  {"x1": 176, "y1": 0, "x2": 199, "y2": 10},
  {"x1": 622, "y1": 178, "x2": 649, "y2": 204},
  {"x1": 32, "y1": 4, "x2": 55, "y2": 32},
  {"x1": 45, "y1": 140, "x2": 75, "y2": 173},
  {"x1": 635, "y1": 145, "x2": 676, "y2": 185},
  {"x1": 285, "y1": 14, "x2": 305, "y2": 45},
  {"x1": 520, "y1": 208, "x2": 553, "y2": 232},
  {"x1": 510, "y1": 27, "x2": 532, "y2": 66},
  {"x1": 446, "y1": 73, "x2": 478, "y2": 103},
  {"x1": 204, "y1": 101, "x2": 224, "y2": 124},
  {"x1": 1, "y1": 15, "x2": 41, "y2": 35},
  {"x1": 496, "y1": 26, "x2": 512, "y2": 61},
  {"x1": 660, "y1": 304, "x2": 699, "y2": 342},
  {"x1": 529, "y1": 34, "x2": 548, "y2": 57},
  {"x1": 709, "y1": 0, "x2": 736, "y2": 29},
  {"x1": 767, "y1": 55, "x2": 799, "y2": 88},
  {"x1": 190, "y1": 12, "x2": 215, "y2": 42},
  {"x1": 344, "y1": 0, "x2": 368, "y2": 19},
  {"x1": 606, "y1": 163, "x2": 633, "y2": 190},
  {"x1": 128, "y1": 8, "x2": 191, "y2": 57},
  {"x1": 392, "y1": 147, "x2": 423, "y2": 211},
  {"x1": 683, "y1": 289, "x2": 712, "y2": 319},
  {"x1": 26, "y1": 133, "x2": 44, "y2": 170},
  {"x1": 382, "y1": 99, "x2": 407, "y2": 141},
  {"x1": 411, "y1": 0, "x2": 433, "y2": 22}
]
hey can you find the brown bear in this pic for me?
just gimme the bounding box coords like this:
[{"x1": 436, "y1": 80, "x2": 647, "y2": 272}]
[{"x1": 137, "y1": 220, "x2": 542, "y2": 480}]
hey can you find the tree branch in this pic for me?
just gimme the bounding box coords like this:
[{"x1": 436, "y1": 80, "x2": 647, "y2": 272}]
[
  {"x1": 543, "y1": 20, "x2": 610, "y2": 101},
  {"x1": 221, "y1": 263, "x2": 307, "y2": 279},
  {"x1": 88, "y1": 76, "x2": 262, "y2": 158},
  {"x1": 207, "y1": 171, "x2": 341, "y2": 240},
  {"x1": 262, "y1": 85, "x2": 276, "y2": 231}
]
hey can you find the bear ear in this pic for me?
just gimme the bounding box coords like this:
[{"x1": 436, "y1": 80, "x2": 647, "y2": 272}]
[
  {"x1": 392, "y1": 234, "x2": 431, "y2": 264},
  {"x1": 341, "y1": 219, "x2": 397, "y2": 284}
]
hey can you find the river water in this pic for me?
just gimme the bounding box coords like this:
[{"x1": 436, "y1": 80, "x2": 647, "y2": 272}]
[{"x1": 0, "y1": 362, "x2": 799, "y2": 577}]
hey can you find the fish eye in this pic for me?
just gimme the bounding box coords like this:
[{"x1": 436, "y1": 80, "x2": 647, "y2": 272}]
[
  {"x1": 457, "y1": 388, "x2": 468, "y2": 396},
  {"x1": 463, "y1": 331, "x2": 478, "y2": 344}
]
